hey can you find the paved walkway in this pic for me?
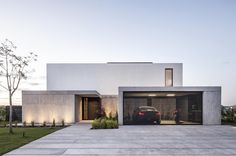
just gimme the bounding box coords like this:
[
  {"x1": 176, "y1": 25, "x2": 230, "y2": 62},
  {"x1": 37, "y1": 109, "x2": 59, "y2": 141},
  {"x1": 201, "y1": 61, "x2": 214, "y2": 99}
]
[{"x1": 5, "y1": 124, "x2": 236, "y2": 155}]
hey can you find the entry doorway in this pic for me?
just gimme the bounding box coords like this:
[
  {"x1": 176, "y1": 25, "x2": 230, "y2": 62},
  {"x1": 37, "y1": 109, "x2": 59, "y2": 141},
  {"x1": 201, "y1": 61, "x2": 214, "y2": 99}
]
[{"x1": 82, "y1": 97, "x2": 101, "y2": 120}]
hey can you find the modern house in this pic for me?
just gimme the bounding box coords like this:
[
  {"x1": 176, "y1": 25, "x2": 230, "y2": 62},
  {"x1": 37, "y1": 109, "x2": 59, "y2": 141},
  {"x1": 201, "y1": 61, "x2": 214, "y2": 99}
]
[{"x1": 22, "y1": 62, "x2": 221, "y2": 125}]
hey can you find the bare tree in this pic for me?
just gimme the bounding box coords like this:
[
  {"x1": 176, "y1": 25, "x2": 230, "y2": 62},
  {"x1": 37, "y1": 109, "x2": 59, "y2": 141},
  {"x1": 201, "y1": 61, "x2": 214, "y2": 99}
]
[{"x1": 0, "y1": 39, "x2": 37, "y2": 133}]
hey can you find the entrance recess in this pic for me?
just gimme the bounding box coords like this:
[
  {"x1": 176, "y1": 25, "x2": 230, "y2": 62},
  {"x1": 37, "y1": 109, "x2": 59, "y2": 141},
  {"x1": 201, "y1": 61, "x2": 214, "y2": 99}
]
[{"x1": 82, "y1": 97, "x2": 101, "y2": 120}]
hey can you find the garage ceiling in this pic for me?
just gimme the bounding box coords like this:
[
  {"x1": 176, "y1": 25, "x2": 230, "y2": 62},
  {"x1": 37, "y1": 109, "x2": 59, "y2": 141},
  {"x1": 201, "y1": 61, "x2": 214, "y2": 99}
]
[{"x1": 124, "y1": 92, "x2": 200, "y2": 97}]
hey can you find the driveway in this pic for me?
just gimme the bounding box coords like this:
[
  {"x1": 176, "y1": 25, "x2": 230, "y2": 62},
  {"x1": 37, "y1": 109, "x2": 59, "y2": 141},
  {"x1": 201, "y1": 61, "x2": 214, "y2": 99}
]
[{"x1": 5, "y1": 124, "x2": 236, "y2": 155}]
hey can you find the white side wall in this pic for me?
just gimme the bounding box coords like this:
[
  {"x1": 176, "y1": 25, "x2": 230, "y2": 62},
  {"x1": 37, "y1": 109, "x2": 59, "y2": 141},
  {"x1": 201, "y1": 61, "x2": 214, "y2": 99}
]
[{"x1": 47, "y1": 63, "x2": 183, "y2": 95}]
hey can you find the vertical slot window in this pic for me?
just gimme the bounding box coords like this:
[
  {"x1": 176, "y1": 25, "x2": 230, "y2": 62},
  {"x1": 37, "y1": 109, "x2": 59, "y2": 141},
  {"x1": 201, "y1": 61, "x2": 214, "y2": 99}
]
[{"x1": 165, "y1": 68, "x2": 173, "y2": 86}]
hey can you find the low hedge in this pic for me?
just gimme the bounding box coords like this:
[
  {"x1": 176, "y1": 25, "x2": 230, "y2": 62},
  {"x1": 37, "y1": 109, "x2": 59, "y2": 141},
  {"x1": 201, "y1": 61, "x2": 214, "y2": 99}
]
[{"x1": 92, "y1": 118, "x2": 118, "y2": 129}]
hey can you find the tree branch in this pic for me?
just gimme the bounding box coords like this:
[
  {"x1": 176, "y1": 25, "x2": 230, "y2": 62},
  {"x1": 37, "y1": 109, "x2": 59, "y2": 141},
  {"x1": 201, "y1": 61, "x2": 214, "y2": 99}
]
[
  {"x1": 12, "y1": 76, "x2": 21, "y2": 95},
  {"x1": 0, "y1": 64, "x2": 7, "y2": 72},
  {"x1": 5, "y1": 55, "x2": 11, "y2": 91},
  {"x1": 12, "y1": 62, "x2": 26, "y2": 95}
]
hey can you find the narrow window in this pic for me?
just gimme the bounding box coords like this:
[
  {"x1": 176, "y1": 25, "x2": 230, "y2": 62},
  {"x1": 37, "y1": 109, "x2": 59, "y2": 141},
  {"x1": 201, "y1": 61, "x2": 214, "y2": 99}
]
[{"x1": 165, "y1": 68, "x2": 173, "y2": 86}]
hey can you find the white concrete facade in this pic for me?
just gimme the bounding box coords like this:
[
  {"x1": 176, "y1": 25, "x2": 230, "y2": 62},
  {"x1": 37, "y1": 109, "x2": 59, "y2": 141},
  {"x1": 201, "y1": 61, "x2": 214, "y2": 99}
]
[
  {"x1": 47, "y1": 63, "x2": 183, "y2": 94},
  {"x1": 22, "y1": 62, "x2": 221, "y2": 125}
]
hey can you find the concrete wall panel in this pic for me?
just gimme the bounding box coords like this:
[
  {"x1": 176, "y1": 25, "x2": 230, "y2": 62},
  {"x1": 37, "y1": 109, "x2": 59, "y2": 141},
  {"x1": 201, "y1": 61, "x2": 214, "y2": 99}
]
[
  {"x1": 22, "y1": 93, "x2": 75, "y2": 124},
  {"x1": 101, "y1": 96, "x2": 118, "y2": 117},
  {"x1": 203, "y1": 91, "x2": 221, "y2": 125}
]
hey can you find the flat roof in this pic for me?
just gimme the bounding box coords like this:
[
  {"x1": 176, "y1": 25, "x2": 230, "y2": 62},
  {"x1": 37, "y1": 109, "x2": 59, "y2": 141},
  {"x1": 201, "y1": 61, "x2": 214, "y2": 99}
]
[
  {"x1": 107, "y1": 62, "x2": 154, "y2": 64},
  {"x1": 119, "y1": 86, "x2": 221, "y2": 92},
  {"x1": 22, "y1": 90, "x2": 101, "y2": 97}
]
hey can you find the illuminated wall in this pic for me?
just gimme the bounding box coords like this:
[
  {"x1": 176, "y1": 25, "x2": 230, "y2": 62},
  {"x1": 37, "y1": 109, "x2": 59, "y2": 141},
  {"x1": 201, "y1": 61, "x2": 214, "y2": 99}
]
[
  {"x1": 22, "y1": 91, "x2": 119, "y2": 123},
  {"x1": 22, "y1": 91, "x2": 75, "y2": 124},
  {"x1": 101, "y1": 95, "x2": 118, "y2": 117}
]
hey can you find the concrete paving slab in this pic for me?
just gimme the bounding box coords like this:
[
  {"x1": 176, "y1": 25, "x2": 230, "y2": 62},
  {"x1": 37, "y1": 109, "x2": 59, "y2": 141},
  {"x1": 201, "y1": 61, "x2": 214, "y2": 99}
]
[
  {"x1": 4, "y1": 124, "x2": 236, "y2": 155},
  {"x1": 6, "y1": 149, "x2": 66, "y2": 155}
]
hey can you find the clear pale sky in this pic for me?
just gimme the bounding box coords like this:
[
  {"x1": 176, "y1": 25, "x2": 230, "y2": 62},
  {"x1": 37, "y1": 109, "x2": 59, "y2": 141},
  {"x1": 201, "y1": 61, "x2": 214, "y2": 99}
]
[{"x1": 0, "y1": 0, "x2": 235, "y2": 106}]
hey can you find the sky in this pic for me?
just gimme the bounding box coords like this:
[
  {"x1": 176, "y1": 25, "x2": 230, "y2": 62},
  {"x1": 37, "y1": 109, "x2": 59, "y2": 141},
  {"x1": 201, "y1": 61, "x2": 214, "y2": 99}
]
[{"x1": 0, "y1": 0, "x2": 235, "y2": 106}]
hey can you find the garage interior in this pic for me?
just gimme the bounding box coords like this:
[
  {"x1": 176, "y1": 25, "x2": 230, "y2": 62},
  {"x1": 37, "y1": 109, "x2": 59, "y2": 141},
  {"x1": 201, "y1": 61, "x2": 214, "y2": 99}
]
[{"x1": 123, "y1": 92, "x2": 202, "y2": 125}]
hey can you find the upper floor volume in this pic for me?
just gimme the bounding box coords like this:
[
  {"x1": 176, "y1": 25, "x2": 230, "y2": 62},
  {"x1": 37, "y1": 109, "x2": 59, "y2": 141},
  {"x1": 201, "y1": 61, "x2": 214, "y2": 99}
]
[{"x1": 46, "y1": 62, "x2": 183, "y2": 95}]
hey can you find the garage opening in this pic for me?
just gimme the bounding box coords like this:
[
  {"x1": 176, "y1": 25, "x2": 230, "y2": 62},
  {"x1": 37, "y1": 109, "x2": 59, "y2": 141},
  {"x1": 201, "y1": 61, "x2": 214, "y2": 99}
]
[{"x1": 123, "y1": 92, "x2": 202, "y2": 125}]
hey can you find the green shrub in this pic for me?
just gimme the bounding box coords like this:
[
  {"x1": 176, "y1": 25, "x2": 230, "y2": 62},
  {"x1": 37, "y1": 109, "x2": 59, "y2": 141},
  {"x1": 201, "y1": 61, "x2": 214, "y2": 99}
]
[
  {"x1": 114, "y1": 111, "x2": 118, "y2": 120},
  {"x1": 14, "y1": 121, "x2": 18, "y2": 127},
  {"x1": 3, "y1": 121, "x2": 7, "y2": 127},
  {"x1": 0, "y1": 106, "x2": 6, "y2": 122},
  {"x1": 222, "y1": 106, "x2": 235, "y2": 122},
  {"x1": 105, "y1": 119, "x2": 113, "y2": 129},
  {"x1": 95, "y1": 107, "x2": 106, "y2": 119},
  {"x1": 52, "y1": 119, "x2": 55, "y2": 127},
  {"x1": 107, "y1": 119, "x2": 118, "y2": 129},
  {"x1": 92, "y1": 119, "x2": 101, "y2": 129},
  {"x1": 91, "y1": 118, "x2": 118, "y2": 129},
  {"x1": 31, "y1": 121, "x2": 34, "y2": 127},
  {"x1": 108, "y1": 112, "x2": 112, "y2": 119},
  {"x1": 100, "y1": 118, "x2": 106, "y2": 129},
  {"x1": 111, "y1": 119, "x2": 118, "y2": 128},
  {"x1": 61, "y1": 119, "x2": 65, "y2": 127},
  {"x1": 23, "y1": 121, "x2": 26, "y2": 127}
]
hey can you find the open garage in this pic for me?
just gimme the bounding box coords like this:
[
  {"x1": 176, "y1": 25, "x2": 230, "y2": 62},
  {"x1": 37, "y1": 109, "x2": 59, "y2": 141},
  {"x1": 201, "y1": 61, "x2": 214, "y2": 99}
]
[
  {"x1": 123, "y1": 91, "x2": 202, "y2": 125},
  {"x1": 118, "y1": 87, "x2": 221, "y2": 125}
]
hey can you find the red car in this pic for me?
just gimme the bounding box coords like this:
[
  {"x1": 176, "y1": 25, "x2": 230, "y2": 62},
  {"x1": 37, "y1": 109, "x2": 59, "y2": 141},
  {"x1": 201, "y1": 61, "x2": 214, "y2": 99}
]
[{"x1": 132, "y1": 106, "x2": 161, "y2": 125}]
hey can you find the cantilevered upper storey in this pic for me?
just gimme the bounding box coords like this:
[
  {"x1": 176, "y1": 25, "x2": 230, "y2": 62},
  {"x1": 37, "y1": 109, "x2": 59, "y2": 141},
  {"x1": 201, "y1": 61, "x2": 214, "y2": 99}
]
[{"x1": 47, "y1": 62, "x2": 183, "y2": 95}]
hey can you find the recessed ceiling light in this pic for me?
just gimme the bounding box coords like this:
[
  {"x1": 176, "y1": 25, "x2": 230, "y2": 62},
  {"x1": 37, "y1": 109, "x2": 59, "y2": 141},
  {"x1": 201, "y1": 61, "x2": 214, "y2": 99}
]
[
  {"x1": 166, "y1": 94, "x2": 175, "y2": 97},
  {"x1": 148, "y1": 94, "x2": 156, "y2": 97}
]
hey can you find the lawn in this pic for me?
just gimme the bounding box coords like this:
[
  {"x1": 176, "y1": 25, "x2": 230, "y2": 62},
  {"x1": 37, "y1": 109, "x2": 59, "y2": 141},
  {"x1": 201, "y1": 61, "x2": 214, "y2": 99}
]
[{"x1": 0, "y1": 127, "x2": 62, "y2": 155}]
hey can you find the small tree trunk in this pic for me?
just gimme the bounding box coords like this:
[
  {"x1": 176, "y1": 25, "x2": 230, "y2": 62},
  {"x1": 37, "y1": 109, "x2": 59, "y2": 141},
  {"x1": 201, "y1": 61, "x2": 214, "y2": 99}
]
[{"x1": 9, "y1": 92, "x2": 13, "y2": 134}]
